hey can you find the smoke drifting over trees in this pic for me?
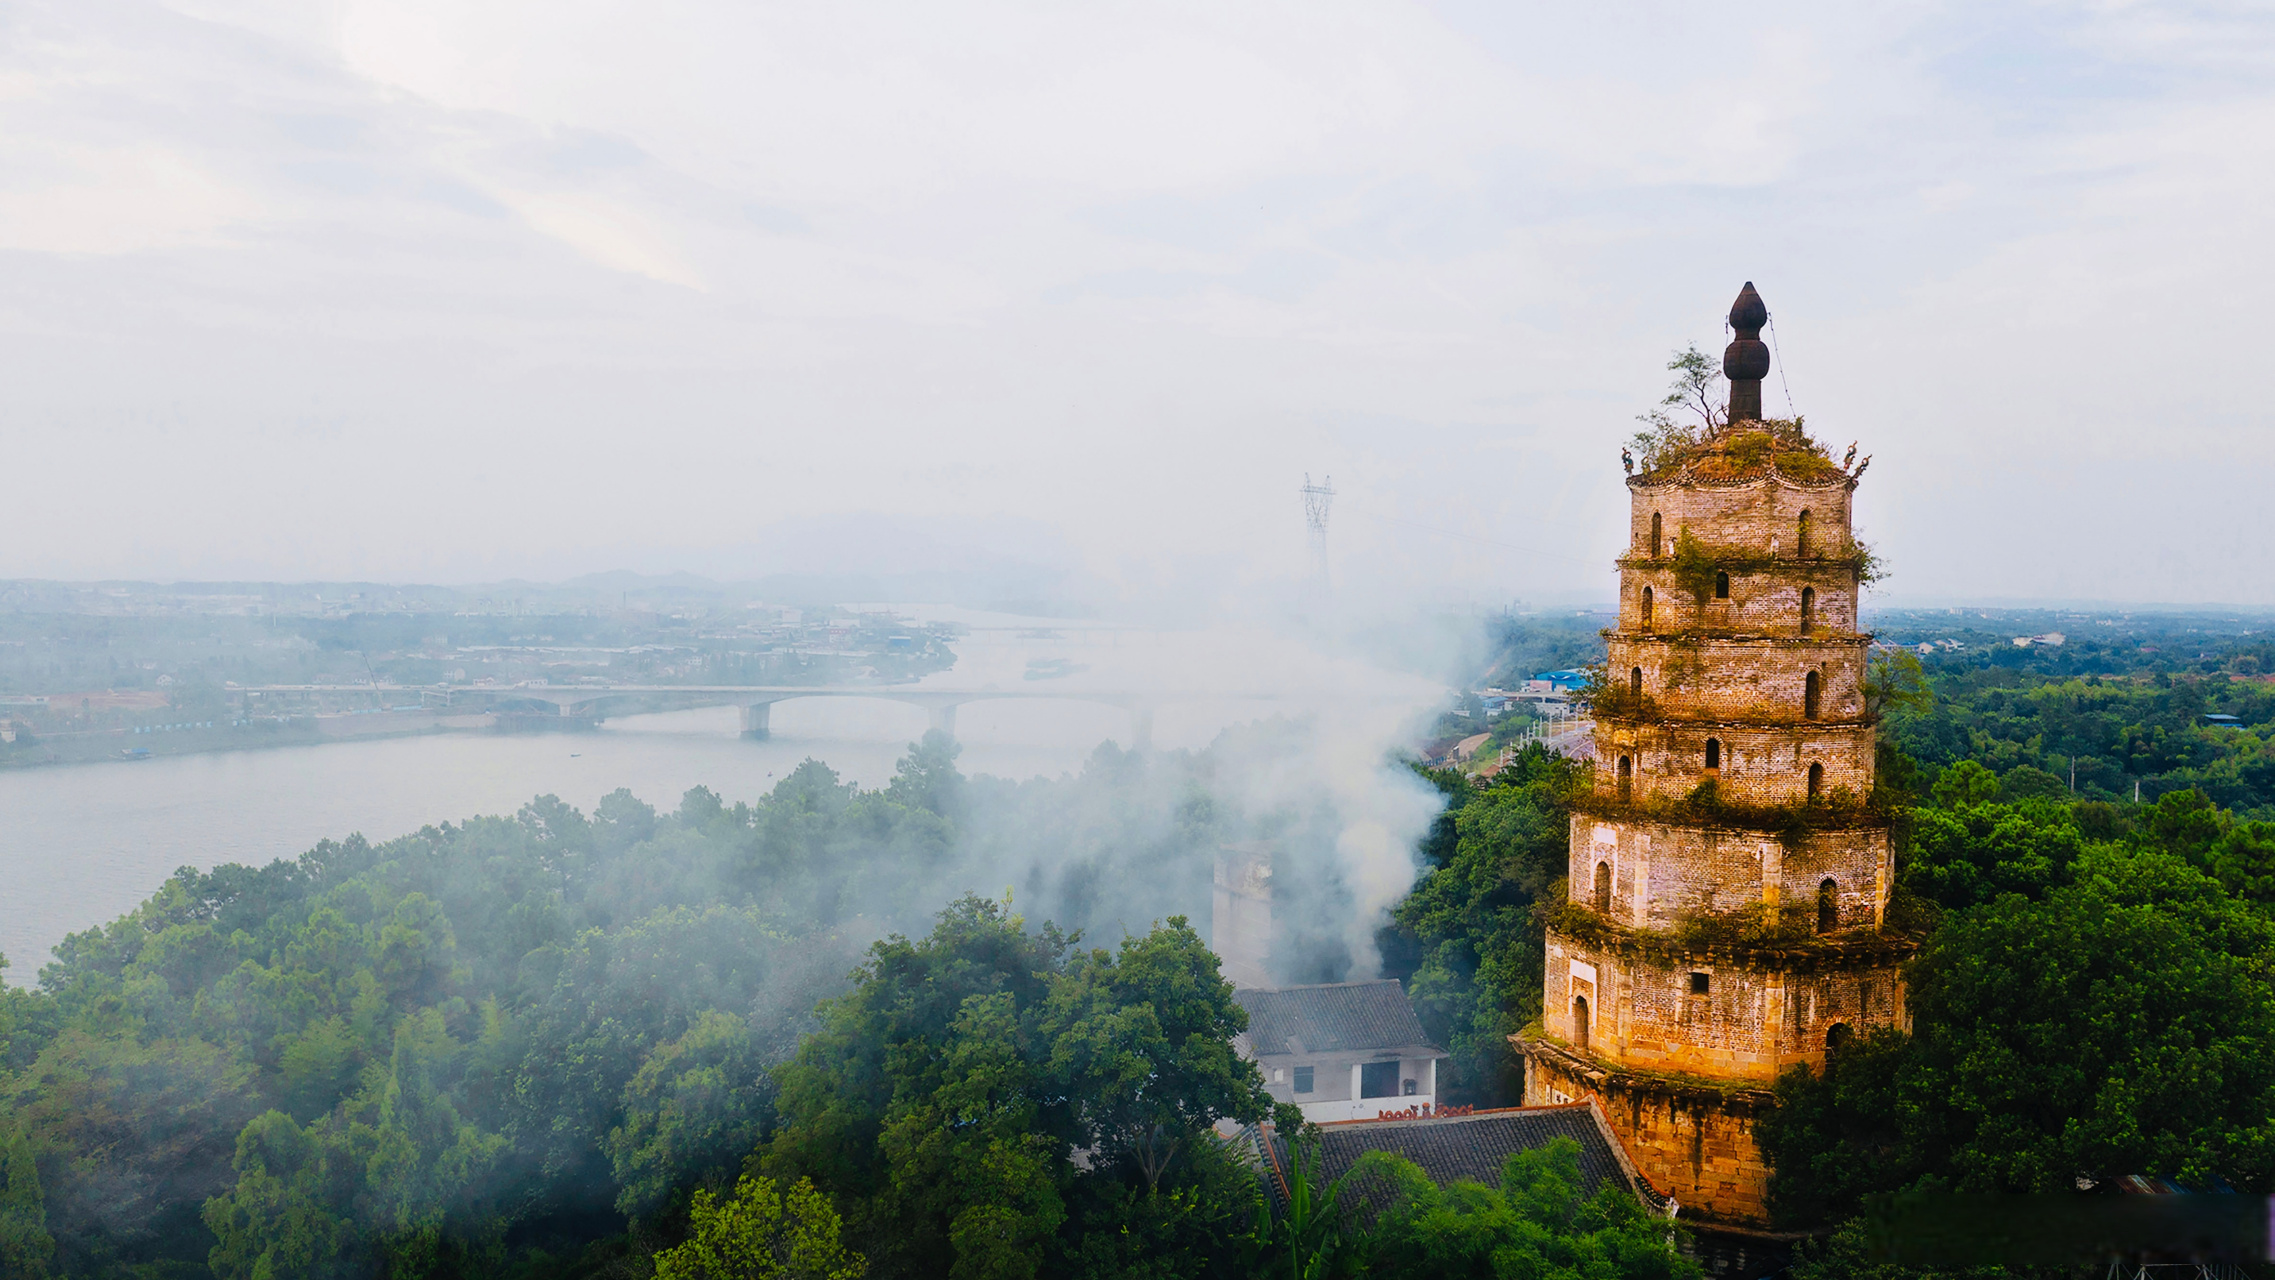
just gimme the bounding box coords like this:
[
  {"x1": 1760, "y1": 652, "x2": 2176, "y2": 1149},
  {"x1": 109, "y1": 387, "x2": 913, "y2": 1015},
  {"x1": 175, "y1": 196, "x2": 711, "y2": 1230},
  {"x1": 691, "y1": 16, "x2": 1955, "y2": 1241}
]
[{"x1": 0, "y1": 716, "x2": 1443, "y2": 1274}]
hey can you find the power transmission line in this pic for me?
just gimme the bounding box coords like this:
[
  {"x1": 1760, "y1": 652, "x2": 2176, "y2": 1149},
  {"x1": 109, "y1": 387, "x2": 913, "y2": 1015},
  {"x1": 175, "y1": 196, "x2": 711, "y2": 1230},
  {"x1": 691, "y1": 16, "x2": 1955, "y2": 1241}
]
[
  {"x1": 1767, "y1": 313, "x2": 1797, "y2": 417},
  {"x1": 1300, "y1": 474, "x2": 1336, "y2": 587}
]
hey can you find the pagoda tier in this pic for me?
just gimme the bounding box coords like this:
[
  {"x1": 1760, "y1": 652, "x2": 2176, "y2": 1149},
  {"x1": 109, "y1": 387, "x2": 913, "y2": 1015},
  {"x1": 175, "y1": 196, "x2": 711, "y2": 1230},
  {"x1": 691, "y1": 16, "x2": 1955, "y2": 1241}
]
[
  {"x1": 1589, "y1": 718, "x2": 1877, "y2": 809},
  {"x1": 1616, "y1": 556, "x2": 1863, "y2": 637},
  {"x1": 1603, "y1": 634, "x2": 1869, "y2": 722}
]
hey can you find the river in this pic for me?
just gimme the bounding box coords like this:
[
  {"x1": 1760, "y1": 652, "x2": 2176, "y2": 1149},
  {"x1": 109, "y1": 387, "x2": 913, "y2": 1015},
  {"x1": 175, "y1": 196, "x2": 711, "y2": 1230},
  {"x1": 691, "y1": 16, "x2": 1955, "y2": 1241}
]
[{"x1": 1, "y1": 617, "x2": 1388, "y2": 980}]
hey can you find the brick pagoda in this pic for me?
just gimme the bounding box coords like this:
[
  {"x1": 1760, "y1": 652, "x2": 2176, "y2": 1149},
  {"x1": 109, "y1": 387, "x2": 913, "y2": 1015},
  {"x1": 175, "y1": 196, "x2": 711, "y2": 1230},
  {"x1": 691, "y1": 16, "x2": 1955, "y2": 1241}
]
[{"x1": 1517, "y1": 283, "x2": 1915, "y2": 1225}]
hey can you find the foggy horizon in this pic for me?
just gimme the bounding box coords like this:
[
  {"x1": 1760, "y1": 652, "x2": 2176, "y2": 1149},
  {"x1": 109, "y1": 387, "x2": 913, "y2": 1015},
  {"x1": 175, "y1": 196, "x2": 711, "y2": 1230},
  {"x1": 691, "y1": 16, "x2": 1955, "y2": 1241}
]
[{"x1": 4, "y1": 3, "x2": 2271, "y2": 605}]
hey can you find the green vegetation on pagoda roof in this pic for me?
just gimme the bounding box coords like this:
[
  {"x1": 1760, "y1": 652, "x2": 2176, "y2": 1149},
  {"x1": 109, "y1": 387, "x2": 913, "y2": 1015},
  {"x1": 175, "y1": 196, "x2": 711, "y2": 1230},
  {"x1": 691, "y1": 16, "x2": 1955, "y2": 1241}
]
[{"x1": 1631, "y1": 416, "x2": 1847, "y2": 485}]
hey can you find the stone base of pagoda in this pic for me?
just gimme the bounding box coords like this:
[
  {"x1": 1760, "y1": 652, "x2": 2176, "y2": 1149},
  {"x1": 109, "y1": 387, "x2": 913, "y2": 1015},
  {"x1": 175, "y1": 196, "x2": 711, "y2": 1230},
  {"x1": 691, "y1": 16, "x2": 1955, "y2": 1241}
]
[{"x1": 1517, "y1": 1035, "x2": 1777, "y2": 1226}]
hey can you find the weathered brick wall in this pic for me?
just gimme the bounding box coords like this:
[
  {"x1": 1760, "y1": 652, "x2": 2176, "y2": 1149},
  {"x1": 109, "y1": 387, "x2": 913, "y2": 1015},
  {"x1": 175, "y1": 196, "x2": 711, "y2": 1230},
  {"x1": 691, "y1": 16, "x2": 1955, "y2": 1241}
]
[
  {"x1": 1604, "y1": 634, "x2": 1868, "y2": 722},
  {"x1": 1592, "y1": 721, "x2": 1876, "y2": 806},
  {"x1": 1523, "y1": 1050, "x2": 1775, "y2": 1224},
  {"x1": 1542, "y1": 924, "x2": 1908, "y2": 1080},
  {"x1": 1566, "y1": 816, "x2": 1892, "y2": 931},
  {"x1": 1519, "y1": 442, "x2": 1897, "y2": 1227},
  {"x1": 1618, "y1": 561, "x2": 1860, "y2": 636},
  {"x1": 1627, "y1": 476, "x2": 1855, "y2": 560}
]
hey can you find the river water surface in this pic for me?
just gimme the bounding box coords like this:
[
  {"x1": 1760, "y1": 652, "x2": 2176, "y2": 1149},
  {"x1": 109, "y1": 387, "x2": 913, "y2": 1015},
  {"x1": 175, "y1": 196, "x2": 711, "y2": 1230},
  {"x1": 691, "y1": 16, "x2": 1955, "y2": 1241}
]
[{"x1": 1, "y1": 620, "x2": 1438, "y2": 980}]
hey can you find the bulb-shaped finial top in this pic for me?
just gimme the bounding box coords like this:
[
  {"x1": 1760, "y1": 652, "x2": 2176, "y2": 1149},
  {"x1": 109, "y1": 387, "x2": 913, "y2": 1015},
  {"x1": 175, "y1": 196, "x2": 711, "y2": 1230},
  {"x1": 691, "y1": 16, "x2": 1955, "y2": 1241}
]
[
  {"x1": 1724, "y1": 282, "x2": 1771, "y2": 422},
  {"x1": 1728, "y1": 282, "x2": 1768, "y2": 337}
]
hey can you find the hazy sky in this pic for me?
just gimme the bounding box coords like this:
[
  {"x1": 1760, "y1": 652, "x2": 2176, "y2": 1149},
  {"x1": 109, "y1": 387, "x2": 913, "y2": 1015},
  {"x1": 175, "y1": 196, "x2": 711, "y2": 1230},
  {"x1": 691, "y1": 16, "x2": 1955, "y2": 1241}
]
[{"x1": 2, "y1": 2, "x2": 2269, "y2": 609}]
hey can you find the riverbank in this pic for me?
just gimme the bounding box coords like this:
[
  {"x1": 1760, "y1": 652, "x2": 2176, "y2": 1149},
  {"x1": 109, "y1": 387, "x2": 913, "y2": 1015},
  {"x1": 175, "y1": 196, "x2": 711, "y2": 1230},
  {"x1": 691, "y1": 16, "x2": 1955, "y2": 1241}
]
[
  {"x1": 0, "y1": 710, "x2": 497, "y2": 768},
  {"x1": 0, "y1": 700, "x2": 1137, "y2": 977}
]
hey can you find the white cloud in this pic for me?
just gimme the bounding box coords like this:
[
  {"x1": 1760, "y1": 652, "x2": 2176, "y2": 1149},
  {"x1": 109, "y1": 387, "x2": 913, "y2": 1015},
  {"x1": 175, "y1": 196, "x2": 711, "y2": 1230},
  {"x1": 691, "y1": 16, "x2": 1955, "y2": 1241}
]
[
  {"x1": 0, "y1": 0, "x2": 2268, "y2": 605},
  {"x1": 495, "y1": 188, "x2": 705, "y2": 289},
  {"x1": 0, "y1": 143, "x2": 263, "y2": 253}
]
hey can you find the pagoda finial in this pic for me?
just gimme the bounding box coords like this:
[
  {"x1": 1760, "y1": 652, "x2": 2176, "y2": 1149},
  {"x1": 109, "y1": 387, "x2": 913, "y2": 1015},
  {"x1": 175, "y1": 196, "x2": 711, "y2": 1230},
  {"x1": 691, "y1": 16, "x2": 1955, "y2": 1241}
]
[{"x1": 1724, "y1": 282, "x2": 1770, "y2": 425}]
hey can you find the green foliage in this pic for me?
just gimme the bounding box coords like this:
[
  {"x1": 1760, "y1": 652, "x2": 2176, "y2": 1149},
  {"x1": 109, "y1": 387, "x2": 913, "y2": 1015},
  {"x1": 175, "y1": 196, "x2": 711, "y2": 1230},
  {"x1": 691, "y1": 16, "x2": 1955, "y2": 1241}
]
[
  {"x1": 1866, "y1": 649, "x2": 1931, "y2": 721},
  {"x1": 1628, "y1": 344, "x2": 1720, "y2": 468},
  {"x1": 1760, "y1": 723, "x2": 2275, "y2": 1235},
  {"x1": 1853, "y1": 536, "x2": 1886, "y2": 586},
  {"x1": 1929, "y1": 760, "x2": 1999, "y2": 808},
  {"x1": 0, "y1": 751, "x2": 1016, "y2": 1275},
  {"x1": 203, "y1": 1111, "x2": 359, "y2": 1280},
  {"x1": 1783, "y1": 1218, "x2": 2026, "y2": 1280},
  {"x1": 4, "y1": 725, "x2": 1413, "y2": 1277},
  {"x1": 1627, "y1": 359, "x2": 1846, "y2": 482},
  {"x1": 1380, "y1": 746, "x2": 1581, "y2": 1104},
  {"x1": 1907, "y1": 845, "x2": 2275, "y2": 1192},
  {"x1": 5, "y1": 1027, "x2": 262, "y2": 1274},
  {"x1": 1901, "y1": 789, "x2": 2084, "y2": 911},
  {"x1": 1881, "y1": 662, "x2": 2275, "y2": 815},
  {"x1": 0, "y1": 1120, "x2": 55, "y2": 1280},
  {"x1": 1056, "y1": 1132, "x2": 1265, "y2": 1280},
  {"x1": 1764, "y1": 842, "x2": 2275, "y2": 1223},
  {"x1": 1758, "y1": 1028, "x2": 1919, "y2": 1226},
  {"x1": 884, "y1": 730, "x2": 967, "y2": 821},
  {"x1": 652, "y1": 1174, "x2": 866, "y2": 1280},
  {"x1": 1354, "y1": 1138, "x2": 1699, "y2": 1279},
  {"x1": 1668, "y1": 530, "x2": 1718, "y2": 608},
  {"x1": 609, "y1": 1010, "x2": 775, "y2": 1222},
  {"x1": 1262, "y1": 1133, "x2": 1367, "y2": 1280},
  {"x1": 1568, "y1": 661, "x2": 1616, "y2": 718},
  {"x1": 759, "y1": 897, "x2": 1273, "y2": 1280},
  {"x1": 1042, "y1": 919, "x2": 1269, "y2": 1192}
]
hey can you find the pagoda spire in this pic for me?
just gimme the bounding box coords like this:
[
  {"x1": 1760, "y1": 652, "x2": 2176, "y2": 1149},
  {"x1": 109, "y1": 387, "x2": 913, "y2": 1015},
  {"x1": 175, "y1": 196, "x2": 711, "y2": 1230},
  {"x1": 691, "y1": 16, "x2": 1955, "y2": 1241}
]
[{"x1": 1723, "y1": 282, "x2": 1771, "y2": 424}]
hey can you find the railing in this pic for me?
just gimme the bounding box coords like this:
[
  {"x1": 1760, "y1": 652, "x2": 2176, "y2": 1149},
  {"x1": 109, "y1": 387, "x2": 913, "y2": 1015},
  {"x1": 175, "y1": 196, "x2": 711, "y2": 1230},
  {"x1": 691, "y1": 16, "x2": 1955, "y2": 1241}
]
[{"x1": 1513, "y1": 716, "x2": 1593, "y2": 751}]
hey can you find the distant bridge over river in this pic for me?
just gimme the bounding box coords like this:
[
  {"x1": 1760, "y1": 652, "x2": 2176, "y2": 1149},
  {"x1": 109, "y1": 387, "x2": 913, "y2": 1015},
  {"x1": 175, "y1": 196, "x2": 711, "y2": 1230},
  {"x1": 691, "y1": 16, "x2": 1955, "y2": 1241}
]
[{"x1": 230, "y1": 683, "x2": 1297, "y2": 746}]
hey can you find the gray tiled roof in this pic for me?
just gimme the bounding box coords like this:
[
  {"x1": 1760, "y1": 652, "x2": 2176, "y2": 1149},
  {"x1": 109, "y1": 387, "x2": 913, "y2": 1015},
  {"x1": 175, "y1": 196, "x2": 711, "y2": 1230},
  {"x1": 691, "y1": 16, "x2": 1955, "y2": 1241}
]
[
  {"x1": 1257, "y1": 1105, "x2": 1645, "y2": 1215},
  {"x1": 1234, "y1": 980, "x2": 1440, "y2": 1056}
]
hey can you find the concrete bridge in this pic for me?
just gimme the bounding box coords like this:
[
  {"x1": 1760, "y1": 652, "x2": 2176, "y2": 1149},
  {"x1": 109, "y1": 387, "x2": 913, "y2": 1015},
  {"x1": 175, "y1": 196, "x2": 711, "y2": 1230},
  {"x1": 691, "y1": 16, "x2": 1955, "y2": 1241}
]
[
  {"x1": 465, "y1": 684, "x2": 1179, "y2": 744},
  {"x1": 232, "y1": 683, "x2": 1284, "y2": 747}
]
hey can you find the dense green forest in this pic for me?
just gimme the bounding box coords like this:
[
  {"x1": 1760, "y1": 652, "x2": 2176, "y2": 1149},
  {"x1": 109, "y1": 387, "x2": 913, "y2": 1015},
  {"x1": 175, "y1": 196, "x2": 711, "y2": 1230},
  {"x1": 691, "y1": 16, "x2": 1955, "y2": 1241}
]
[
  {"x1": 1882, "y1": 662, "x2": 2274, "y2": 816},
  {"x1": 1864, "y1": 608, "x2": 2274, "y2": 815},
  {"x1": 0, "y1": 723, "x2": 1692, "y2": 1278},
  {"x1": 1759, "y1": 765, "x2": 2275, "y2": 1209}
]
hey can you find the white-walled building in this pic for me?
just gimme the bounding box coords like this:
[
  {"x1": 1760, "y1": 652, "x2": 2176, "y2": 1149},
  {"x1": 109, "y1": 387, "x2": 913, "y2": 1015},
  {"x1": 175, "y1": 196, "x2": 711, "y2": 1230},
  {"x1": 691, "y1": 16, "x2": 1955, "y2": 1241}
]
[{"x1": 1233, "y1": 980, "x2": 1448, "y2": 1124}]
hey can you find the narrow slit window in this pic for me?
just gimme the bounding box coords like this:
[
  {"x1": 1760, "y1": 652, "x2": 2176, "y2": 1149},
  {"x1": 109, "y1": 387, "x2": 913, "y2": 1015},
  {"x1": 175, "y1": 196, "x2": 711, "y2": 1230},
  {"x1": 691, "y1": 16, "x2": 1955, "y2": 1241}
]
[
  {"x1": 1817, "y1": 877, "x2": 1838, "y2": 933},
  {"x1": 1800, "y1": 586, "x2": 1815, "y2": 634},
  {"x1": 1594, "y1": 861, "x2": 1612, "y2": 913},
  {"x1": 1573, "y1": 996, "x2": 1591, "y2": 1051},
  {"x1": 1650, "y1": 512, "x2": 1663, "y2": 557},
  {"x1": 1630, "y1": 666, "x2": 1643, "y2": 702},
  {"x1": 1808, "y1": 762, "x2": 1824, "y2": 801},
  {"x1": 1797, "y1": 509, "x2": 1812, "y2": 557},
  {"x1": 1617, "y1": 755, "x2": 1633, "y2": 801},
  {"x1": 1805, "y1": 670, "x2": 1823, "y2": 720},
  {"x1": 1640, "y1": 586, "x2": 1654, "y2": 629},
  {"x1": 1704, "y1": 738, "x2": 1721, "y2": 770},
  {"x1": 1714, "y1": 570, "x2": 1730, "y2": 599}
]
